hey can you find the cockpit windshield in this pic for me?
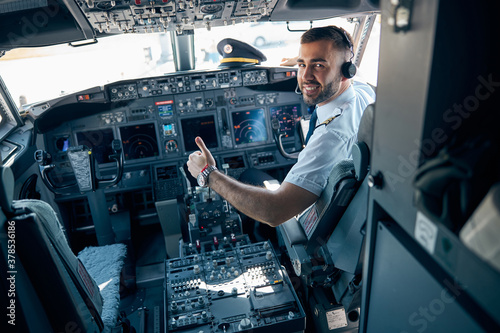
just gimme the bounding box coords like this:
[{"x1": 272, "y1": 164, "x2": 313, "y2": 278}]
[{"x1": 0, "y1": 16, "x2": 379, "y2": 107}]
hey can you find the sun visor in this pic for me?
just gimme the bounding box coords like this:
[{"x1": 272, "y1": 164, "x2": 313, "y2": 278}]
[{"x1": 0, "y1": 0, "x2": 94, "y2": 50}]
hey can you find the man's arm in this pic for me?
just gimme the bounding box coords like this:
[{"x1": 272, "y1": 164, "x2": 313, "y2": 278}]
[{"x1": 187, "y1": 137, "x2": 318, "y2": 227}]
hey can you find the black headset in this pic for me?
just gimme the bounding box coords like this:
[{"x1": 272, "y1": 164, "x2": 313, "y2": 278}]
[{"x1": 330, "y1": 26, "x2": 357, "y2": 79}]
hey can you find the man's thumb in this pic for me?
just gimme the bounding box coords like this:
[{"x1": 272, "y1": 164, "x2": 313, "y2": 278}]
[{"x1": 195, "y1": 137, "x2": 209, "y2": 154}]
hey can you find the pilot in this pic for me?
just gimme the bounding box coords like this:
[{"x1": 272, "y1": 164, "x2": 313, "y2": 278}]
[{"x1": 187, "y1": 26, "x2": 375, "y2": 227}]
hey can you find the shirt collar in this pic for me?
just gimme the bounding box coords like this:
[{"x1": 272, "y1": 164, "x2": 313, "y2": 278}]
[{"x1": 315, "y1": 84, "x2": 355, "y2": 123}]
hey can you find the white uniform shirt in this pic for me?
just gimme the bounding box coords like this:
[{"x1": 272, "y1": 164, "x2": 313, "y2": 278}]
[{"x1": 283, "y1": 81, "x2": 375, "y2": 196}]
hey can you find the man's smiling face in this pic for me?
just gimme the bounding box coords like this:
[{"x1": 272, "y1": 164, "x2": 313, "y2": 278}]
[{"x1": 297, "y1": 40, "x2": 344, "y2": 107}]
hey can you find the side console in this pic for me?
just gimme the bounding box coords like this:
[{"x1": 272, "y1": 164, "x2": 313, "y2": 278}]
[{"x1": 164, "y1": 241, "x2": 306, "y2": 333}]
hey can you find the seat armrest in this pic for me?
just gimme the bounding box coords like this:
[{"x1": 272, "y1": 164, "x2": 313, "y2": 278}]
[{"x1": 280, "y1": 217, "x2": 308, "y2": 246}]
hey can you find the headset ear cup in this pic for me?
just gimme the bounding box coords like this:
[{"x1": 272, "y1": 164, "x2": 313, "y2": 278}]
[{"x1": 342, "y1": 62, "x2": 357, "y2": 79}]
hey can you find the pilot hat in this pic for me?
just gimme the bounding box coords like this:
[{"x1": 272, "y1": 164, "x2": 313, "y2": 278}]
[{"x1": 217, "y1": 38, "x2": 267, "y2": 68}]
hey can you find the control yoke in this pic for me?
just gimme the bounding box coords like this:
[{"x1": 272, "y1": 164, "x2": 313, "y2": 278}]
[
  {"x1": 271, "y1": 116, "x2": 300, "y2": 160},
  {"x1": 35, "y1": 139, "x2": 124, "y2": 195}
]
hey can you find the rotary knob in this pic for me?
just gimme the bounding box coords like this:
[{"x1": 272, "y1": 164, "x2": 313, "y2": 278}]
[{"x1": 239, "y1": 318, "x2": 252, "y2": 330}]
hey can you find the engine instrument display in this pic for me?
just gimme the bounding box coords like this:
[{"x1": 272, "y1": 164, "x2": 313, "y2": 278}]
[
  {"x1": 269, "y1": 104, "x2": 301, "y2": 137},
  {"x1": 120, "y1": 123, "x2": 159, "y2": 160},
  {"x1": 181, "y1": 115, "x2": 218, "y2": 152},
  {"x1": 76, "y1": 128, "x2": 114, "y2": 164},
  {"x1": 232, "y1": 109, "x2": 267, "y2": 145}
]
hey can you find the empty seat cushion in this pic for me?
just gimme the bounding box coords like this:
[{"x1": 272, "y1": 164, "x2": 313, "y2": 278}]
[
  {"x1": 12, "y1": 199, "x2": 103, "y2": 312},
  {"x1": 78, "y1": 243, "x2": 127, "y2": 330}
]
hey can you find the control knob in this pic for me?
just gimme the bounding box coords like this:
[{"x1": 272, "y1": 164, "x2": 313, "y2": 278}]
[{"x1": 239, "y1": 318, "x2": 252, "y2": 330}]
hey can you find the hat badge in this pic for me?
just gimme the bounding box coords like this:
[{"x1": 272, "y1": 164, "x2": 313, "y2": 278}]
[{"x1": 223, "y1": 44, "x2": 233, "y2": 54}]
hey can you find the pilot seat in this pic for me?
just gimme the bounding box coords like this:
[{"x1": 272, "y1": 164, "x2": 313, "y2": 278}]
[
  {"x1": 278, "y1": 103, "x2": 374, "y2": 332},
  {"x1": 0, "y1": 163, "x2": 129, "y2": 332}
]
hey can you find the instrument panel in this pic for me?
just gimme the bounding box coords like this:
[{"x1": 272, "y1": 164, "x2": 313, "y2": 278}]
[{"x1": 42, "y1": 67, "x2": 304, "y2": 198}]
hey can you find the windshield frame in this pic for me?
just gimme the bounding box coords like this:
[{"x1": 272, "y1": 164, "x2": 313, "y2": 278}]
[{"x1": 0, "y1": 75, "x2": 24, "y2": 142}]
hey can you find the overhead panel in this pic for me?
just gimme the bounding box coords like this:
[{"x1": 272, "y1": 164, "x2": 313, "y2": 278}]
[{"x1": 80, "y1": 0, "x2": 279, "y2": 35}]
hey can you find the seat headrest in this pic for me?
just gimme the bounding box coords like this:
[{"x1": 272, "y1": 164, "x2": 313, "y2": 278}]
[
  {"x1": 357, "y1": 103, "x2": 375, "y2": 150},
  {"x1": 352, "y1": 103, "x2": 375, "y2": 181}
]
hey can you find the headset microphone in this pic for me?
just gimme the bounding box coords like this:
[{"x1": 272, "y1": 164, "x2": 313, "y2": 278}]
[{"x1": 295, "y1": 83, "x2": 302, "y2": 95}]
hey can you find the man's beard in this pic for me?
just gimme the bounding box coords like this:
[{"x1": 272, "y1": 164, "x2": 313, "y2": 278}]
[{"x1": 301, "y1": 76, "x2": 341, "y2": 106}]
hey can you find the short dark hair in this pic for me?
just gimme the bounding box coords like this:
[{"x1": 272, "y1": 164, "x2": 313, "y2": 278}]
[{"x1": 301, "y1": 26, "x2": 353, "y2": 61}]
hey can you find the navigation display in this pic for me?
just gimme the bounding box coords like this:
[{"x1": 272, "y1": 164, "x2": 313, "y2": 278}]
[
  {"x1": 232, "y1": 109, "x2": 267, "y2": 145},
  {"x1": 120, "y1": 123, "x2": 159, "y2": 160},
  {"x1": 76, "y1": 128, "x2": 114, "y2": 164},
  {"x1": 269, "y1": 104, "x2": 301, "y2": 137},
  {"x1": 181, "y1": 115, "x2": 218, "y2": 152}
]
